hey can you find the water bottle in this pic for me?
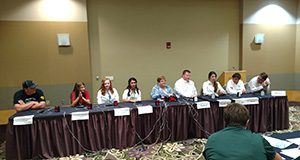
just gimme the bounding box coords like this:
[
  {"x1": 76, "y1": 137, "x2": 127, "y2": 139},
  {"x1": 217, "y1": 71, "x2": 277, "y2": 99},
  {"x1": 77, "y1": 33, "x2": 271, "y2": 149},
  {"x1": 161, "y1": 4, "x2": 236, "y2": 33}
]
[
  {"x1": 260, "y1": 90, "x2": 265, "y2": 96},
  {"x1": 237, "y1": 92, "x2": 240, "y2": 98},
  {"x1": 211, "y1": 93, "x2": 215, "y2": 99},
  {"x1": 194, "y1": 96, "x2": 198, "y2": 102}
]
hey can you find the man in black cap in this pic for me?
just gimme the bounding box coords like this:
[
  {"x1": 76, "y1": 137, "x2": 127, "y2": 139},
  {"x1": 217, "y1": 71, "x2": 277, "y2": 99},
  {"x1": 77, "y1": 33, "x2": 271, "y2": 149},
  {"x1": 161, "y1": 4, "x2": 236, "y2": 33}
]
[{"x1": 13, "y1": 80, "x2": 46, "y2": 112}]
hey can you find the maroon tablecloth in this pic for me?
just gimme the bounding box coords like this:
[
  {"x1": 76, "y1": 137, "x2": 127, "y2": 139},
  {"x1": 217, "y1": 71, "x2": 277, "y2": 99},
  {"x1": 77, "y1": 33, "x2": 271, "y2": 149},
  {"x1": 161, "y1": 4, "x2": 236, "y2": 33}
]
[{"x1": 6, "y1": 96, "x2": 288, "y2": 159}]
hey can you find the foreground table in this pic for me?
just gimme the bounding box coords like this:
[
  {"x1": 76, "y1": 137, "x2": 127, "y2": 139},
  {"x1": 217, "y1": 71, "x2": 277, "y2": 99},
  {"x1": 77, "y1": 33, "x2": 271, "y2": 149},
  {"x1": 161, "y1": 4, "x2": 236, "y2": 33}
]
[
  {"x1": 271, "y1": 131, "x2": 300, "y2": 160},
  {"x1": 6, "y1": 94, "x2": 288, "y2": 159}
]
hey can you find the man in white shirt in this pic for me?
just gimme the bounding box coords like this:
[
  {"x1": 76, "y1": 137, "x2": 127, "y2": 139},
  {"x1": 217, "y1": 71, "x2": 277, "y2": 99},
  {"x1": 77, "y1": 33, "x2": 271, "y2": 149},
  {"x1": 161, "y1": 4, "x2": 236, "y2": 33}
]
[
  {"x1": 174, "y1": 70, "x2": 197, "y2": 98},
  {"x1": 248, "y1": 72, "x2": 271, "y2": 93},
  {"x1": 226, "y1": 73, "x2": 246, "y2": 94}
]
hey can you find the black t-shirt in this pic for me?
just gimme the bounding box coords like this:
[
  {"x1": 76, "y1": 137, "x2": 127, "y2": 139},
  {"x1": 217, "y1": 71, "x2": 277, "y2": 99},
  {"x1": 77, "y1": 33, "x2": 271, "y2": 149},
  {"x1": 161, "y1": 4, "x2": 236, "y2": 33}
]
[{"x1": 13, "y1": 89, "x2": 46, "y2": 105}]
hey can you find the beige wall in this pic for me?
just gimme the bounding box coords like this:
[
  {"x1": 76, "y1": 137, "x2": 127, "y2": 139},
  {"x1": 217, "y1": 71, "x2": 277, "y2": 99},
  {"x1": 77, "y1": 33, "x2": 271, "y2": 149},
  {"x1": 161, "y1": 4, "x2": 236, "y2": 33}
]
[
  {"x1": 297, "y1": 23, "x2": 300, "y2": 73},
  {"x1": 243, "y1": 0, "x2": 297, "y2": 25},
  {"x1": 0, "y1": 21, "x2": 91, "y2": 86},
  {"x1": 0, "y1": 0, "x2": 91, "y2": 108},
  {"x1": 0, "y1": 21, "x2": 91, "y2": 107},
  {"x1": 87, "y1": 0, "x2": 240, "y2": 101},
  {"x1": 242, "y1": 24, "x2": 296, "y2": 75},
  {"x1": 295, "y1": 1, "x2": 300, "y2": 89},
  {"x1": 0, "y1": 0, "x2": 87, "y2": 22},
  {"x1": 2, "y1": 0, "x2": 300, "y2": 108},
  {"x1": 242, "y1": 0, "x2": 298, "y2": 89}
]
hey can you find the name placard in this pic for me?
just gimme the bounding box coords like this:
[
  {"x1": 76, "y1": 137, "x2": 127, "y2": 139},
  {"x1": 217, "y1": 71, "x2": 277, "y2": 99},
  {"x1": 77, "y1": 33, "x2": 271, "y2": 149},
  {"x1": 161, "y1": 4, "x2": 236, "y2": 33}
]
[
  {"x1": 13, "y1": 115, "x2": 34, "y2": 125},
  {"x1": 71, "y1": 111, "x2": 89, "y2": 121},
  {"x1": 217, "y1": 99, "x2": 232, "y2": 107},
  {"x1": 114, "y1": 108, "x2": 130, "y2": 117},
  {"x1": 137, "y1": 105, "x2": 153, "y2": 115},
  {"x1": 271, "y1": 91, "x2": 286, "y2": 97},
  {"x1": 196, "y1": 101, "x2": 211, "y2": 109},
  {"x1": 234, "y1": 97, "x2": 259, "y2": 105}
]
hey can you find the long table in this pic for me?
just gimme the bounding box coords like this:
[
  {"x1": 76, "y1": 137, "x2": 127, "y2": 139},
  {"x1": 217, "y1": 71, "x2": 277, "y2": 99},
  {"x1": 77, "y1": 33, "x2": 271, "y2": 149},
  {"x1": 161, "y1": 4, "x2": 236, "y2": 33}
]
[{"x1": 6, "y1": 93, "x2": 289, "y2": 159}]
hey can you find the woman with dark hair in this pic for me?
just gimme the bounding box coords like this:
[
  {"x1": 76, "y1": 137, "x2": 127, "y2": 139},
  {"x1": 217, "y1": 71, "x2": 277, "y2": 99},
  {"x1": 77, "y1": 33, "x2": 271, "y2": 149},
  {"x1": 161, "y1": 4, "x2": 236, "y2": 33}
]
[
  {"x1": 202, "y1": 71, "x2": 226, "y2": 96},
  {"x1": 70, "y1": 82, "x2": 91, "y2": 107},
  {"x1": 97, "y1": 78, "x2": 119, "y2": 104},
  {"x1": 151, "y1": 75, "x2": 174, "y2": 100},
  {"x1": 122, "y1": 77, "x2": 141, "y2": 102}
]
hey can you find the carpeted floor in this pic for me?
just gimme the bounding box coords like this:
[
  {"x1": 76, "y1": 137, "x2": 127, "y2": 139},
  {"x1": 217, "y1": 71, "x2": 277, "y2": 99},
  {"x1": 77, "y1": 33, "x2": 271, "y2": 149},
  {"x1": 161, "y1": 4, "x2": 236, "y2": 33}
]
[{"x1": 1, "y1": 106, "x2": 300, "y2": 160}]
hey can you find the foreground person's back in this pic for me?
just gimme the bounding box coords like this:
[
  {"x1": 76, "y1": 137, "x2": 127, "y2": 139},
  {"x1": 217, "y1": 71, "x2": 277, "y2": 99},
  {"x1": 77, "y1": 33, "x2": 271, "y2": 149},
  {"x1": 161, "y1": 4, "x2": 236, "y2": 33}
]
[{"x1": 204, "y1": 103, "x2": 282, "y2": 160}]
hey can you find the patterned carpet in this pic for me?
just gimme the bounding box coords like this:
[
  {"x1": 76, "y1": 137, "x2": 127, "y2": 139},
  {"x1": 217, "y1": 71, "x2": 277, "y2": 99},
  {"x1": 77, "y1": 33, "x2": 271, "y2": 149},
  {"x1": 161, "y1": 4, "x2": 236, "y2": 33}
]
[{"x1": 1, "y1": 106, "x2": 300, "y2": 160}]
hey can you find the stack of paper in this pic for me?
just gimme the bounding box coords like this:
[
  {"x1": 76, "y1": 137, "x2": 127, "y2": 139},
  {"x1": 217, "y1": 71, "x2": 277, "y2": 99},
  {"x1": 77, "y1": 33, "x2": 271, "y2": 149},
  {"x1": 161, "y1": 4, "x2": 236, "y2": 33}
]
[
  {"x1": 263, "y1": 136, "x2": 292, "y2": 149},
  {"x1": 280, "y1": 148, "x2": 300, "y2": 159}
]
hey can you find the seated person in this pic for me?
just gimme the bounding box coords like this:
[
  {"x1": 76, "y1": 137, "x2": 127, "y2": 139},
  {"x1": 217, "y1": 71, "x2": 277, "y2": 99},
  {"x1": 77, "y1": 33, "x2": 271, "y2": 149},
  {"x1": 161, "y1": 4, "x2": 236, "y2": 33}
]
[
  {"x1": 248, "y1": 72, "x2": 271, "y2": 93},
  {"x1": 122, "y1": 77, "x2": 141, "y2": 102},
  {"x1": 151, "y1": 75, "x2": 174, "y2": 100},
  {"x1": 97, "y1": 78, "x2": 119, "y2": 104},
  {"x1": 204, "y1": 103, "x2": 282, "y2": 160},
  {"x1": 226, "y1": 73, "x2": 246, "y2": 94},
  {"x1": 14, "y1": 80, "x2": 46, "y2": 112},
  {"x1": 202, "y1": 71, "x2": 226, "y2": 96},
  {"x1": 70, "y1": 82, "x2": 90, "y2": 107},
  {"x1": 174, "y1": 69, "x2": 197, "y2": 98}
]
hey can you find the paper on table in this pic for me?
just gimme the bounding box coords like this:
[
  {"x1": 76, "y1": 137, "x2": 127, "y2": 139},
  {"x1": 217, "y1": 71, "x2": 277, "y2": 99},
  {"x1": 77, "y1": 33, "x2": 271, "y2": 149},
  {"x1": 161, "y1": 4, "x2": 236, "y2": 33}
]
[
  {"x1": 217, "y1": 99, "x2": 231, "y2": 107},
  {"x1": 233, "y1": 97, "x2": 259, "y2": 105},
  {"x1": 13, "y1": 115, "x2": 34, "y2": 125},
  {"x1": 71, "y1": 111, "x2": 89, "y2": 121},
  {"x1": 287, "y1": 138, "x2": 300, "y2": 145},
  {"x1": 263, "y1": 136, "x2": 292, "y2": 149},
  {"x1": 271, "y1": 90, "x2": 286, "y2": 97},
  {"x1": 137, "y1": 105, "x2": 153, "y2": 115},
  {"x1": 280, "y1": 148, "x2": 300, "y2": 159},
  {"x1": 114, "y1": 107, "x2": 130, "y2": 116},
  {"x1": 196, "y1": 101, "x2": 210, "y2": 109}
]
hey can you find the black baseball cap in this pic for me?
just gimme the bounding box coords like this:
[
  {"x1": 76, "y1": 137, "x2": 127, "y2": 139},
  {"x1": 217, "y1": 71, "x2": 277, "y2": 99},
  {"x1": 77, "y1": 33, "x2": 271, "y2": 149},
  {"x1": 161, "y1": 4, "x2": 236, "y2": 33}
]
[{"x1": 22, "y1": 80, "x2": 37, "y2": 89}]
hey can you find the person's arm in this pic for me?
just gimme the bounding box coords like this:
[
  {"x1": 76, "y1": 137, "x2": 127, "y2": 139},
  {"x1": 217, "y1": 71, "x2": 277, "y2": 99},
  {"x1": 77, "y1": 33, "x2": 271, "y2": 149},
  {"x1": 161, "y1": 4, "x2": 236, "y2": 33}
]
[
  {"x1": 32, "y1": 90, "x2": 46, "y2": 109},
  {"x1": 174, "y1": 79, "x2": 189, "y2": 97},
  {"x1": 174, "y1": 80, "x2": 183, "y2": 96},
  {"x1": 114, "y1": 88, "x2": 120, "y2": 102},
  {"x1": 273, "y1": 153, "x2": 282, "y2": 160},
  {"x1": 166, "y1": 85, "x2": 174, "y2": 96},
  {"x1": 81, "y1": 91, "x2": 91, "y2": 104},
  {"x1": 97, "y1": 90, "x2": 103, "y2": 104},
  {"x1": 122, "y1": 89, "x2": 141, "y2": 102},
  {"x1": 71, "y1": 92, "x2": 80, "y2": 107},
  {"x1": 31, "y1": 101, "x2": 46, "y2": 109},
  {"x1": 202, "y1": 81, "x2": 211, "y2": 96},
  {"x1": 263, "y1": 78, "x2": 271, "y2": 92},
  {"x1": 151, "y1": 86, "x2": 161, "y2": 100},
  {"x1": 122, "y1": 89, "x2": 130, "y2": 102},
  {"x1": 14, "y1": 100, "x2": 36, "y2": 112},
  {"x1": 137, "y1": 90, "x2": 141, "y2": 101},
  {"x1": 81, "y1": 97, "x2": 90, "y2": 104},
  {"x1": 240, "y1": 81, "x2": 246, "y2": 93},
  {"x1": 217, "y1": 82, "x2": 226, "y2": 95},
  {"x1": 192, "y1": 82, "x2": 198, "y2": 97},
  {"x1": 249, "y1": 77, "x2": 263, "y2": 92},
  {"x1": 226, "y1": 80, "x2": 235, "y2": 94},
  {"x1": 262, "y1": 137, "x2": 282, "y2": 160}
]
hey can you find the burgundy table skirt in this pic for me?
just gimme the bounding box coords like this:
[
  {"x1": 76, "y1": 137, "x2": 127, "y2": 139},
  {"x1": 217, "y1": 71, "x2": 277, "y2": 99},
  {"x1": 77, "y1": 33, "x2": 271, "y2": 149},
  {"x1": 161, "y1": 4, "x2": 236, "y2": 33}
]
[{"x1": 6, "y1": 96, "x2": 288, "y2": 159}]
